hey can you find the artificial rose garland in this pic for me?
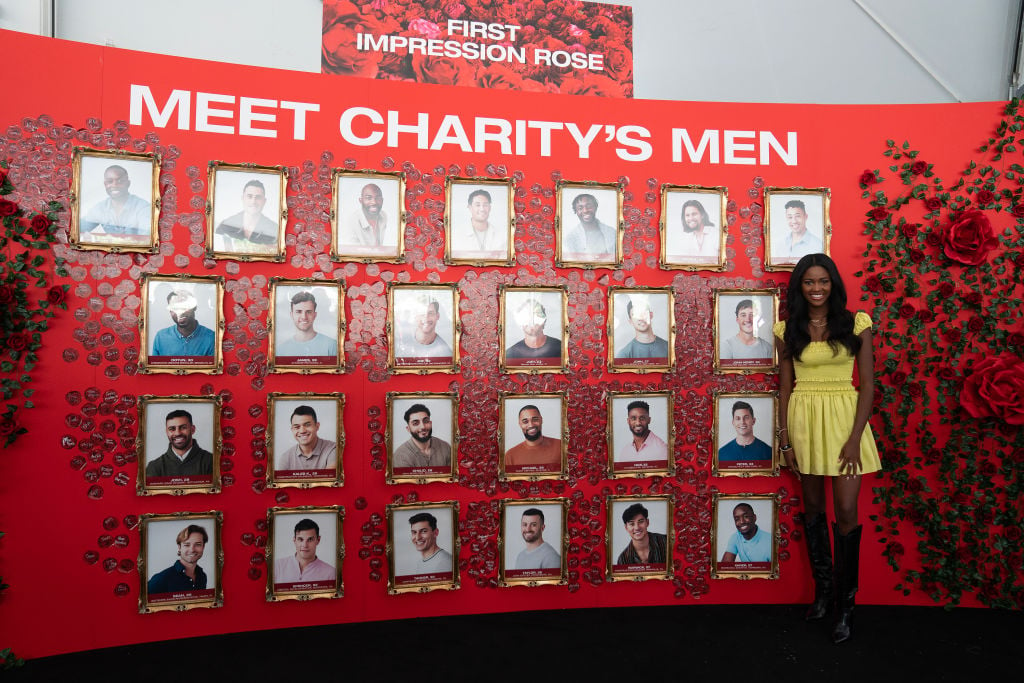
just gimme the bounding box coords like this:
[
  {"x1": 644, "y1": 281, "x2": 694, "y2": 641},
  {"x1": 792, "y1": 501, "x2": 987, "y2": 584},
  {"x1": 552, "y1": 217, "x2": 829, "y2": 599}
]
[{"x1": 940, "y1": 209, "x2": 999, "y2": 265}]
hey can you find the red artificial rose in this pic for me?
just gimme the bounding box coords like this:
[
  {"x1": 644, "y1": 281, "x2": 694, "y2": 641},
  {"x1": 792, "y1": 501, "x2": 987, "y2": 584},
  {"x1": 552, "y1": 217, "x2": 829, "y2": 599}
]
[
  {"x1": 0, "y1": 198, "x2": 17, "y2": 216},
  {"x1": 944, "y1": 327, "x2": 962, "y2": 343},
  {"x1": 1008, "y1": 332, "x2": 1024, "y2": 347},
  {"x1": 901, "y1": 223, "x2": 919, "y2": 238},
  {"x1": 906, "y1": 477, "x2": 923, "y2": 492},
  {"x1": 916, "y1": 309, "x2": 934, "y2": 323},
  {"x1": 870, "y1": 207, "x2": 890, "y2": 221},
  {"x1": 1014, "y1": 253, "x2": 1024, "y2": 268},
  {"x1": 924, "y1": 197, "x2": 943, "y2": 211},
  {"x1": 967, "y1": 317, "x2": 984, "y2": 332},
  {"x1": 1011, "y1": 449, "x2": 1024, "y2": 464},
  {"x1": 0, "y1": 166, "x2": 7, "y2": 185},
  {"x1": 47, "y1": 285, "x2": 66, "y2": 305},
  {"x1": 890, "y1": 370, "x2": 908, "y2": 385},
  {"x1": 864, "y1": 276, "x2": 881, "y2": 292},
  {"x1": 859, "y1": 170, "x2": 877, "y2": 186},
  {"x1": 1005, "y1": 525, "x2": 1022, "y2": 541},
  {"x1": 886, "y1": 541, "x2": 905, "y2": 556},
  {"x1": 1012, "y1": 205, "x2": 1024, "y2": 218},
  {"x1": 29, "y1": 214, "x2": 51, "y2": 235},
  {"x1": 964, "y1": 291, "x2": 983, "y2": 306},
  {"x1": 6, "y1": 332, "x2": 28, "y2": 351},
  {"x1": 936, "y1": 367, "x2": 957, "y2": 382},
  {"x1": 975, "y1": 189, "x2": 995, "y2": 205},
  {"x1": 320, "y1": 0, "x2": 398, "y2": 78},
  {"x1": 899, "y1": 303, "x2": 916, "y2": 319},
  {"x1": 907, "y1": 382, "x2": 923, "y2": 398},
  {"x1": 909, "y1": 248, "x2": 925, "y2": 263},
  {"x1": 924, "y1": 449, "x2": 941, "y2": 463},
  {"x1": 911, "y1": 160, "x2": 928, "y2": 175},
  {"x1": 925, "y1": 231, "x2": 942, "y2": 248},
  {"x1": 979, "y1": 460, "x2": 998, "y2": 477},
  {"x1": 941, "y1": 209, "x2": 999, "y2": 265},
  {"x1": 960, "y1": 354, "x2": 1024, "y2": 425},
  {"x1": 938, "y1": 281, "x2": 955, "y2": 298},
  {"x1": 0, "y1": 416, "x2": 15, "y2": 436},
  {"x1": 0, "y1": 285, "x2": 13, "y2": 304},
  {"x1": 601, "y1": 43, "x2": 633, "y2": 84}
]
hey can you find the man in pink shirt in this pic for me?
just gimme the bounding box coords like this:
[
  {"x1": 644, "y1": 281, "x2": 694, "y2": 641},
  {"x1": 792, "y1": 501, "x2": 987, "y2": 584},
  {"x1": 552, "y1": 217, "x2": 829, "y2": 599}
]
[{"x1": 273, "y1": 518, "x2": 336, "y2": 584}]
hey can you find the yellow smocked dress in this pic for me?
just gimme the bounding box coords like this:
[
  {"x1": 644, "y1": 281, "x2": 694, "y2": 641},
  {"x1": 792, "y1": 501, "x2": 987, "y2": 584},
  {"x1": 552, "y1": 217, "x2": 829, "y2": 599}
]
[{"x1": 772, "y1": 311, "x2": 881, "y2": 476}]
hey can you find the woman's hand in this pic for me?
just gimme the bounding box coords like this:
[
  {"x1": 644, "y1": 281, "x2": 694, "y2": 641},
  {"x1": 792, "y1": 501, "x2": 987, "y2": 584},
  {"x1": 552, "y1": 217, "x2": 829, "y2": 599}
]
[
  {"x1": 782, "y1": 445, "x2": 801, "y2": 480},
  {"x1": 838, "y1": 437, "x2": 863, "y2": 477}
]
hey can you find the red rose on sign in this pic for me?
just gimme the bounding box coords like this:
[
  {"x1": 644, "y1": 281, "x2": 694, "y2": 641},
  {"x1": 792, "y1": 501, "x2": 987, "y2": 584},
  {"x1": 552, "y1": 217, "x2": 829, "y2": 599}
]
[
  {"x1": 29, "y1": 214, "x2": 51, "y2": 235},
  {"x1": 960, "y1": 354, "x2": 1024, "y2": 424},
  {"x1": 864, "y1": 276, "x2": 881, "y2": 292},
  {"x1": 870, "y1": 207, "x2": 890, "y2": 221},
  {"x1": 911, "y1": 160, "x2": 928, "y2": 175},
  {"x1": 901, "y1": 223, "x2": 919, "y2": 238},
  {"x1": 1012, "y1": 204, "x2": 1024, "y2": 218},
  {"x1": 0, "y1": 416, "x2": 16, "y2": 436},
  {"x1": 916, "y1": 309, "x2": 933, "y2": 323},
  {"x1": 410, "y1": 52, "x2": 479, "y2": 85},
  {"x1": 47, "y1": 285, "x2": 66, "y2": 305},
  {"x1": 967, "y1": 317, "x2": 984, "y2": 332},
  {"x1": 975, "y1": 189, "x2": 995, "y2": 205},
  {"x1": 938, "y1": 281, "x2": 955, "y2": 298},
  {"x1": 899, "y1": 303, "x2": 915, "y2": 319},
  {"x1": 559, "y1": 73, "x2": 629, "y2": 98},
  {"x1": 923, "y1": 197, "x2": 943, "y2": 211},
  {"x1": 601, "y1": 43, "x2": 633, "y2": 84},
  {"x1": 6, "y1": 332, "x2": 28, "y2": 351},
  {"x1": 0, "y1": 198, "x2": 17, "y2": 216},
  {"x1": 941, "y1": 209, "x2": 999, "y2": 265},
  {"x1": 859, "y1": 170, "x2": 877, "y2": 186},
  {"x1": 321, "y1": 0, "x2": 397, "y2": 78}
]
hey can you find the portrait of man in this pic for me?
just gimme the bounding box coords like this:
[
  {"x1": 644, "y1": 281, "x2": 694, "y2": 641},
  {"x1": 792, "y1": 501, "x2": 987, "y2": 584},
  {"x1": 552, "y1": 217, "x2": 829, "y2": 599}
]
[
  {"x1": 663, "y1": 191, "x2": 723, "y2": 266},
  {"x1": 150, "y1": 289, "x2": 216, "y2": 359},
  {"x1": 720, "y1": 502, "x2": 773, "y2": 564},
  {"x1": 209, "y1": 167, "x2": 283, "y2": 257},
  {"x1": 273, "y1": 286, "x2": 340, "y2": 366},
  {"x1": 721, "y1": 298, "x2": 773, "y2": 360},
  {"x1": 388, "y1": 504, "x2": 458, "y2": 592},
  {"x1": 615, "y1": 399, "x2": 669, "y2": 467},
  {"x1": 514, "y1": 507, "x2": 561, "y2": 571},
  {"x1": 147, "y1": 523, "x2": 210, "y2": 596},
  {"x1": 767, "y1": 190, "x2": 828, "y2": 267},
  {"x1": 393, "y1": 402, "x2": 452, "y2": 470},
  {"x1": 145, "y1": 408, "x2": 214, "y2": 481},
  {"x1": 448, "y1": 183, "x2": 511, "y2": 262},
  {"x1": 503, "y1": 289, "x2": 563, "y2": 369},
  {"x1": 278, "y1": 405, "x2": 338, "y2": 472},
  {"x1": 613, "y1": 501, "x2": 668, "y2": 568},
  {"x1": 391, "y1": 288, "x2": 456, "y2": 367},
  {"x1": 404, "y1": 512, "x2": 453, "y2": 576},
  {"x1": 614, "y1": 294, "x2": 670, "y2": 363},
  {"x1": 561, "y1": 189, "x2": 618, "y2": 263},
  {"x1": 717, "y1": 293, "x2": 776, "y2": 369},
  {"x1": 77, "y1": 156, "x2": 154, "y2": 245},
  {"x1": 503, "y1": 400, "x2": 563, "y2": 475},
  {"x1": 273, "y1": 517, "x2": 337, "y2": 586},
  {"x1": 269, "y1": 396, "x2": 342, "y2": 485},
  {"x1": 718, "y1": 400, "x2": 773, "y2": 464}
]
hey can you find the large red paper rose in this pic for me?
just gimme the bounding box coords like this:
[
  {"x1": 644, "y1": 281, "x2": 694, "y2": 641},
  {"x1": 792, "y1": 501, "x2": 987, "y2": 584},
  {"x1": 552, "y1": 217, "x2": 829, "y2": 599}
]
[
  {"x1": 960, "y1": 354, "x2": 1024, "y2": 425},
  {"x1": 941, "y1": 209, "x2": 999, "y2": 265}
]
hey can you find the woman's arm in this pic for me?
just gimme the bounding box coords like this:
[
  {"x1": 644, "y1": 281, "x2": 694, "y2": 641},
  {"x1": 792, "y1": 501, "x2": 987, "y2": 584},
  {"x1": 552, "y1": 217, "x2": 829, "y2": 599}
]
[
  {"x1": 838, "y1": 328, "x2": 875, "y2": 475},
  {"x1": 777, "y1": 347, "x2": 800, "y2": 479}
]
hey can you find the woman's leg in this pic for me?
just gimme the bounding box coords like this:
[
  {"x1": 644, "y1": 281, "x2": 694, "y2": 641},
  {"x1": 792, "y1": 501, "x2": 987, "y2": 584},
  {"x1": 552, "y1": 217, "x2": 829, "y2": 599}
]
[
  {"x1": 830, "y1": 475, "x2": 863, "y2": 643},
  {"x1": 800, "y1": 475, "x2": 831, "y2": 619}
]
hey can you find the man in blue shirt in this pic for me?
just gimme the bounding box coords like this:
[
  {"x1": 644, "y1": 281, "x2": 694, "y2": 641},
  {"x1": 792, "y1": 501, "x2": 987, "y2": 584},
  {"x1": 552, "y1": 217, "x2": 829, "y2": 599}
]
[
  {"x1": 718, "y1": 401, "x2": 773, "y2": 462},
  {"x1": 152, "y1": 290, "x2": 216, "y2": 357},
  {"x1": 276, "y1": 290, "x2": 338, "y2": 359},
  {"x1": 721, "y1": 503, "x2": 772, "y2": 563}
]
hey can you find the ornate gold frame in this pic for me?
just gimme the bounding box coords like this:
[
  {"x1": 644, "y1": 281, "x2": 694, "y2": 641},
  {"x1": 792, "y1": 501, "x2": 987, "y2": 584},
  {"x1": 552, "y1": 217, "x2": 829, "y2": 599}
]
[
  {"x1": 659, "y1": 184, "x2": 727, "y2": 271},
  {"x1": 268, "y1": 277, "x2": 346, "y2": 374},
  {"x1": 69, "y1": 147, "x2": 161, "y2": 253},
  {"x1": 710, "y1": 492, "x2": 780, "y2": 580},
  {"x1": 498, "y1": 285, "x2": 568, "y2": 374},
  {"x1": 205, "y1": 161, "x2": 287, "y2": 262},
  {"x1": 266, "y1": 393, "x2": 345, "y2": 488},
  {"x1": 138, "y1": 511, "x2": 223, "y2": 613},
  {"x1": 387, "y1": 283, "x2": 460, "y2": 374},
  {"x1": 605, "y1": 495, "x2": 675, "y2": 582},
  {"x1": 386, "y1": 500, "x2": 461, "y2": 595},
  {"x1": 136, "y1": 394, "x2": 222, "y2": 496},
  {"x1": 498, "y1": 392, "x2": 567, "y2": 481},
  {"x1": 385, "y1": 392, "x2": 459, "y2": 485},
  {"x1": 139, "y1": 273, "x2": 224, "y2": 374},
  {"x1": 444, "y1": 176, "x2": 516, "y2": 266},
  {"x1": 266, "y1": 506, "x2": 344, "y2": 602},
  {"x1": 498, "y1": 498, "x2": 569, "y2": 588},
  {"x1": 712, "y1": 287, "x2": 780, "y2": 375},
  {"x1": 331, "y1": 169, "x2": 406, "y2": 263},
  {"x1": 763, "y1": 186, "x2": 832, "y2": 271},
  {"x1": 555, "y1": 180, "x2": 623, "y2": 268},
  {"x1": 606, "y1": 390, "x2": 676, "y2": 478},
  {"x1": 607, "y1": 286, "x2": 676, "y2": 373},
  {"x1": 712, "y1": 391, "x2": 780, "y2": 477}
]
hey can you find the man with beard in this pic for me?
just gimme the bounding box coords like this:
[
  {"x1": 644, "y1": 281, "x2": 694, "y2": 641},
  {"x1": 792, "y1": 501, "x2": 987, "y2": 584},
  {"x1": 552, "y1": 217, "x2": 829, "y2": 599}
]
[
  {"x1": 616, "y1": 503, "x2": 668, "y2": 565},
  {"x1": 617, "y1": 400, "x2": 668, "y2": 463},
  {"x1": 780, "y1": 198, "x2": 822, "y2": 258},
  {"x1": 457, "y1": 188, "x2": 506, "y2": 258},
  {"x1": 148, "y1": 524, "x2": 209, "y2": 594},
  {"x1": 151, "y1": 290, "x2": 216, "y2": 357},
  {"x1": 340, "y1": 182, "x2": 393, "y2": 249},
  {"x1": 721, "y1": 299, "x2": 772, "y2": 360},
  {"x1": 514, "y1": 508, "x2": 561, "y2": 570},
  {"x1": 564, "y1": 192, "x2": 616, "y2": 261},
  {"x1": 718, "y1": 401, "x2": 772, "y2": 463},
  {"x1": 721, "y1": 503, "x2": 772, "y2": 563},
  {"x1": 214, "y1": 178, "x2": 279, "y2": 252},
  {"x1": 276, "y1": 290, "x2": 338, "y2": 358},
  {"x1": 396, "y1": 295, "x2": 452, "y2": 358},
  {"x1": 618, "y1": 297, "x2": 669, "y2": 359},
  {"x1": 146, "y1": 409, "x2": 214, "y2": 478},
  {"x1": 278, "y1": 405, "x2": 338, "y2": 471},
  {"x1": 669, "y1": 198, "x2": 718, "y2": 261},
  {"x1": 504, "y1": 405, "x2": 561, "y2": 469},
  {"x1": 405, "y1": 512, "x2": 452, "y2": 575},
  {"x1": 273, "y1": 518, "x2": 337, "y2": 584},
  {"x1": 505, "y1": 298, "x2": 562, "y2": 362},
  {"x1": 393, "y1": 403, "x2": 452, "y2": 468},
  {"x1": 80, "y1": 164, "x2": 152, "y2": 240}
]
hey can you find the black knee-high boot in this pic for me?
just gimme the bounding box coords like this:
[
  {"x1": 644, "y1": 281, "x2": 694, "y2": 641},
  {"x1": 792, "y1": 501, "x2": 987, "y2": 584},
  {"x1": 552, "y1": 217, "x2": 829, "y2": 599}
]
[
  {"x1": 831, "y1": 523, "x2": 862, "y2": 644},
  {"x1": 803, "y1": 513, "x2": 833, "y2": 620}
]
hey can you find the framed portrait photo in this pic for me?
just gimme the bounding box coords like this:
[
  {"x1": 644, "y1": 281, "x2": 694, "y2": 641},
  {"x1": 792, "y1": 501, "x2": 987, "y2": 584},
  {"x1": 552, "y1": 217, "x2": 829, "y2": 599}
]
[
  {"x1": 386, "y1": 392, "x2": 458, "y2": 484},
  {"x1": 555, "y1": 181, "x2": 622, "y2": 268},
  {"x1": 607, "y1": 391, "x2": 674, "y2": 477},
  {"x1": 70, "y1": 148, "x2": 160, "y2": 252},
  {"x1": 267, "y1": 393, "x2": 344, "y2": 488},
  {"x1": 445, "y1": 177, "x2": 515, "y2": 266},
  {"x1": 660, "y1": 184, "x2": 727, "y2": 270},
  {"x1": 499, "y1": 498, "x2": 567, "y2": 587},
  {"x1": 387, "y1": 501, "x2": 460, "y2": 594},
  {"x1": 387, "y1": 284, "x2": 459, "y2": 373},
  {"x1": 269, "y1": 278, "x2": 345, "y2": 373},
  {"x1": 711, "y1": 493, "x2": 779, "y2": 579},
  {"x1": 499, "y1": 285, "x2": 567, "y2": 373},
  {"x1": 606, "y1": 495, "x2": 674, "y2": 581},
  {"x1": 608, "y1": 287, "x2": 675, "y2": 373},
  {"x1": 713, "y1": 392, "x2": 778, "y2": 477},
  {"x1": 139, "y1": 274, "x2": 223, "y2": 374},
  {"x1": 332, "y1": 170, "x2": 405, "y2": 262},
  {"x1": 136, "y1": 395, "x2": 221, "y2": 496},
  {"x1": 206, "y1": 162, "x2": 286, "y2": 261},
  {"x1": 267, "y1": 506, "x2": 343, "y2": 602},
  {"x1": 713, "y1": 288, "x2": 779, "y2": 374},
  {"x1": 139, "y1": 511, "x2": 222, "y2": 613},
  {"x1": 764, "y1": 187, "x2": 831, "y2": 270},
  {"x1": 499, "y1": 393, "x2": 566, "y2": 481}
]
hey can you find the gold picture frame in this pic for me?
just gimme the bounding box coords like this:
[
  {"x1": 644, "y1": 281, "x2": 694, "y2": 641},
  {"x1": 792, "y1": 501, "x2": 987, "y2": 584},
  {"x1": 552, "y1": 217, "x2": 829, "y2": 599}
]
[
  {"x1": 763, "y1": 186, "x2": 832, "y2": 271},
  {"x1": 606, "y1": 391, "x2": 675, "y2": 478},
  {"x1": 267, "y1": 393, "x2": 345, "y2": 488},
  {"x1": 499, "y1": 498, "x2": 568, "y2": 588},
  {"x1": 713, "y1": 288, "x2": 779, "y2": 374},
  {"x1": 69, "y1": 147, "x2": 160, "y2": 252},
  {"x1": 555, "y1": 180, "x2": 623, "y2": 268},
  {"x1": 266, "y1": 506, "x2": 344, "y2": 602},
  {"x1": 606, "y1": 495, "x2": 674, "y2": 581},
  {"x1": 139, "y1": 273, "x2": 224, "y2": 374},
  {"x1": 386, "y1": 501, "x2": 460, "y2": 595},
  {"x1": 268, "y1": 278, "x2": 345, "y2": 374},
  {"x1": 136, "y1": 395, "x2": 222, "y2": 496},
  {"x1": 387, "y1": 283, "x2": 460, "y2": 373},
  {"x1": 659, "y1": 184, "x2": 727, "y2": 270},
  {"x1": 139, "y1": 511, "x2": 223, "y2": 613},
  {"x1": 498, "y1": 393, "x2": 567, "y2": 481},
  {"x1": 444, "y1": 177, "x2": 515, "y2": 266},
  {"x1": 331, "y1": 169, "x2": 406, "y2": 263},
  {"x1": 498, "y1": 285, "x2": 568, "y2": 374},
  {"x1": 608, "y1": 286, "x2": 676, "y2": 373},
  {"x1": 386, "y1": 392, "x2": 458, "y2": 485},
  {"x1": 206, "y1": 161, "x2": 287, "y2": 262},
  {"x1": 711, "y1": 492, "x2": 780, "y2": 580},
  {"x1": 712, "y1": 391, "x2": 779, "y2": 477}
]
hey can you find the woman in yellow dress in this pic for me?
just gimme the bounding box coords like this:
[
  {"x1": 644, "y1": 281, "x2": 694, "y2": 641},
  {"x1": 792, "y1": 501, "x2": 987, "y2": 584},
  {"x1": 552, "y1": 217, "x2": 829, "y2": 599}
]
[{"x1": 774, "y1": 253, "x2": 881, "y2": 644}]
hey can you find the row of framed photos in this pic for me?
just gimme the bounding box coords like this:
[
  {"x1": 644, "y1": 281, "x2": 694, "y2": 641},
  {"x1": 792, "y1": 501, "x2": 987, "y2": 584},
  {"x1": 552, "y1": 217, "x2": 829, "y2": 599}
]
[
  {"x1": 138, "y1": 493, "x2": 781, "y2": 612},
  {"x1": 135, "y1": 390, "x2": 781, "y2": 496},
  {"x1": 138, "y1": 274, "x2": 782, "y2": 375},
  {"x1": 69, "y1": 148, "x2": 831, "y2": 271}
]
